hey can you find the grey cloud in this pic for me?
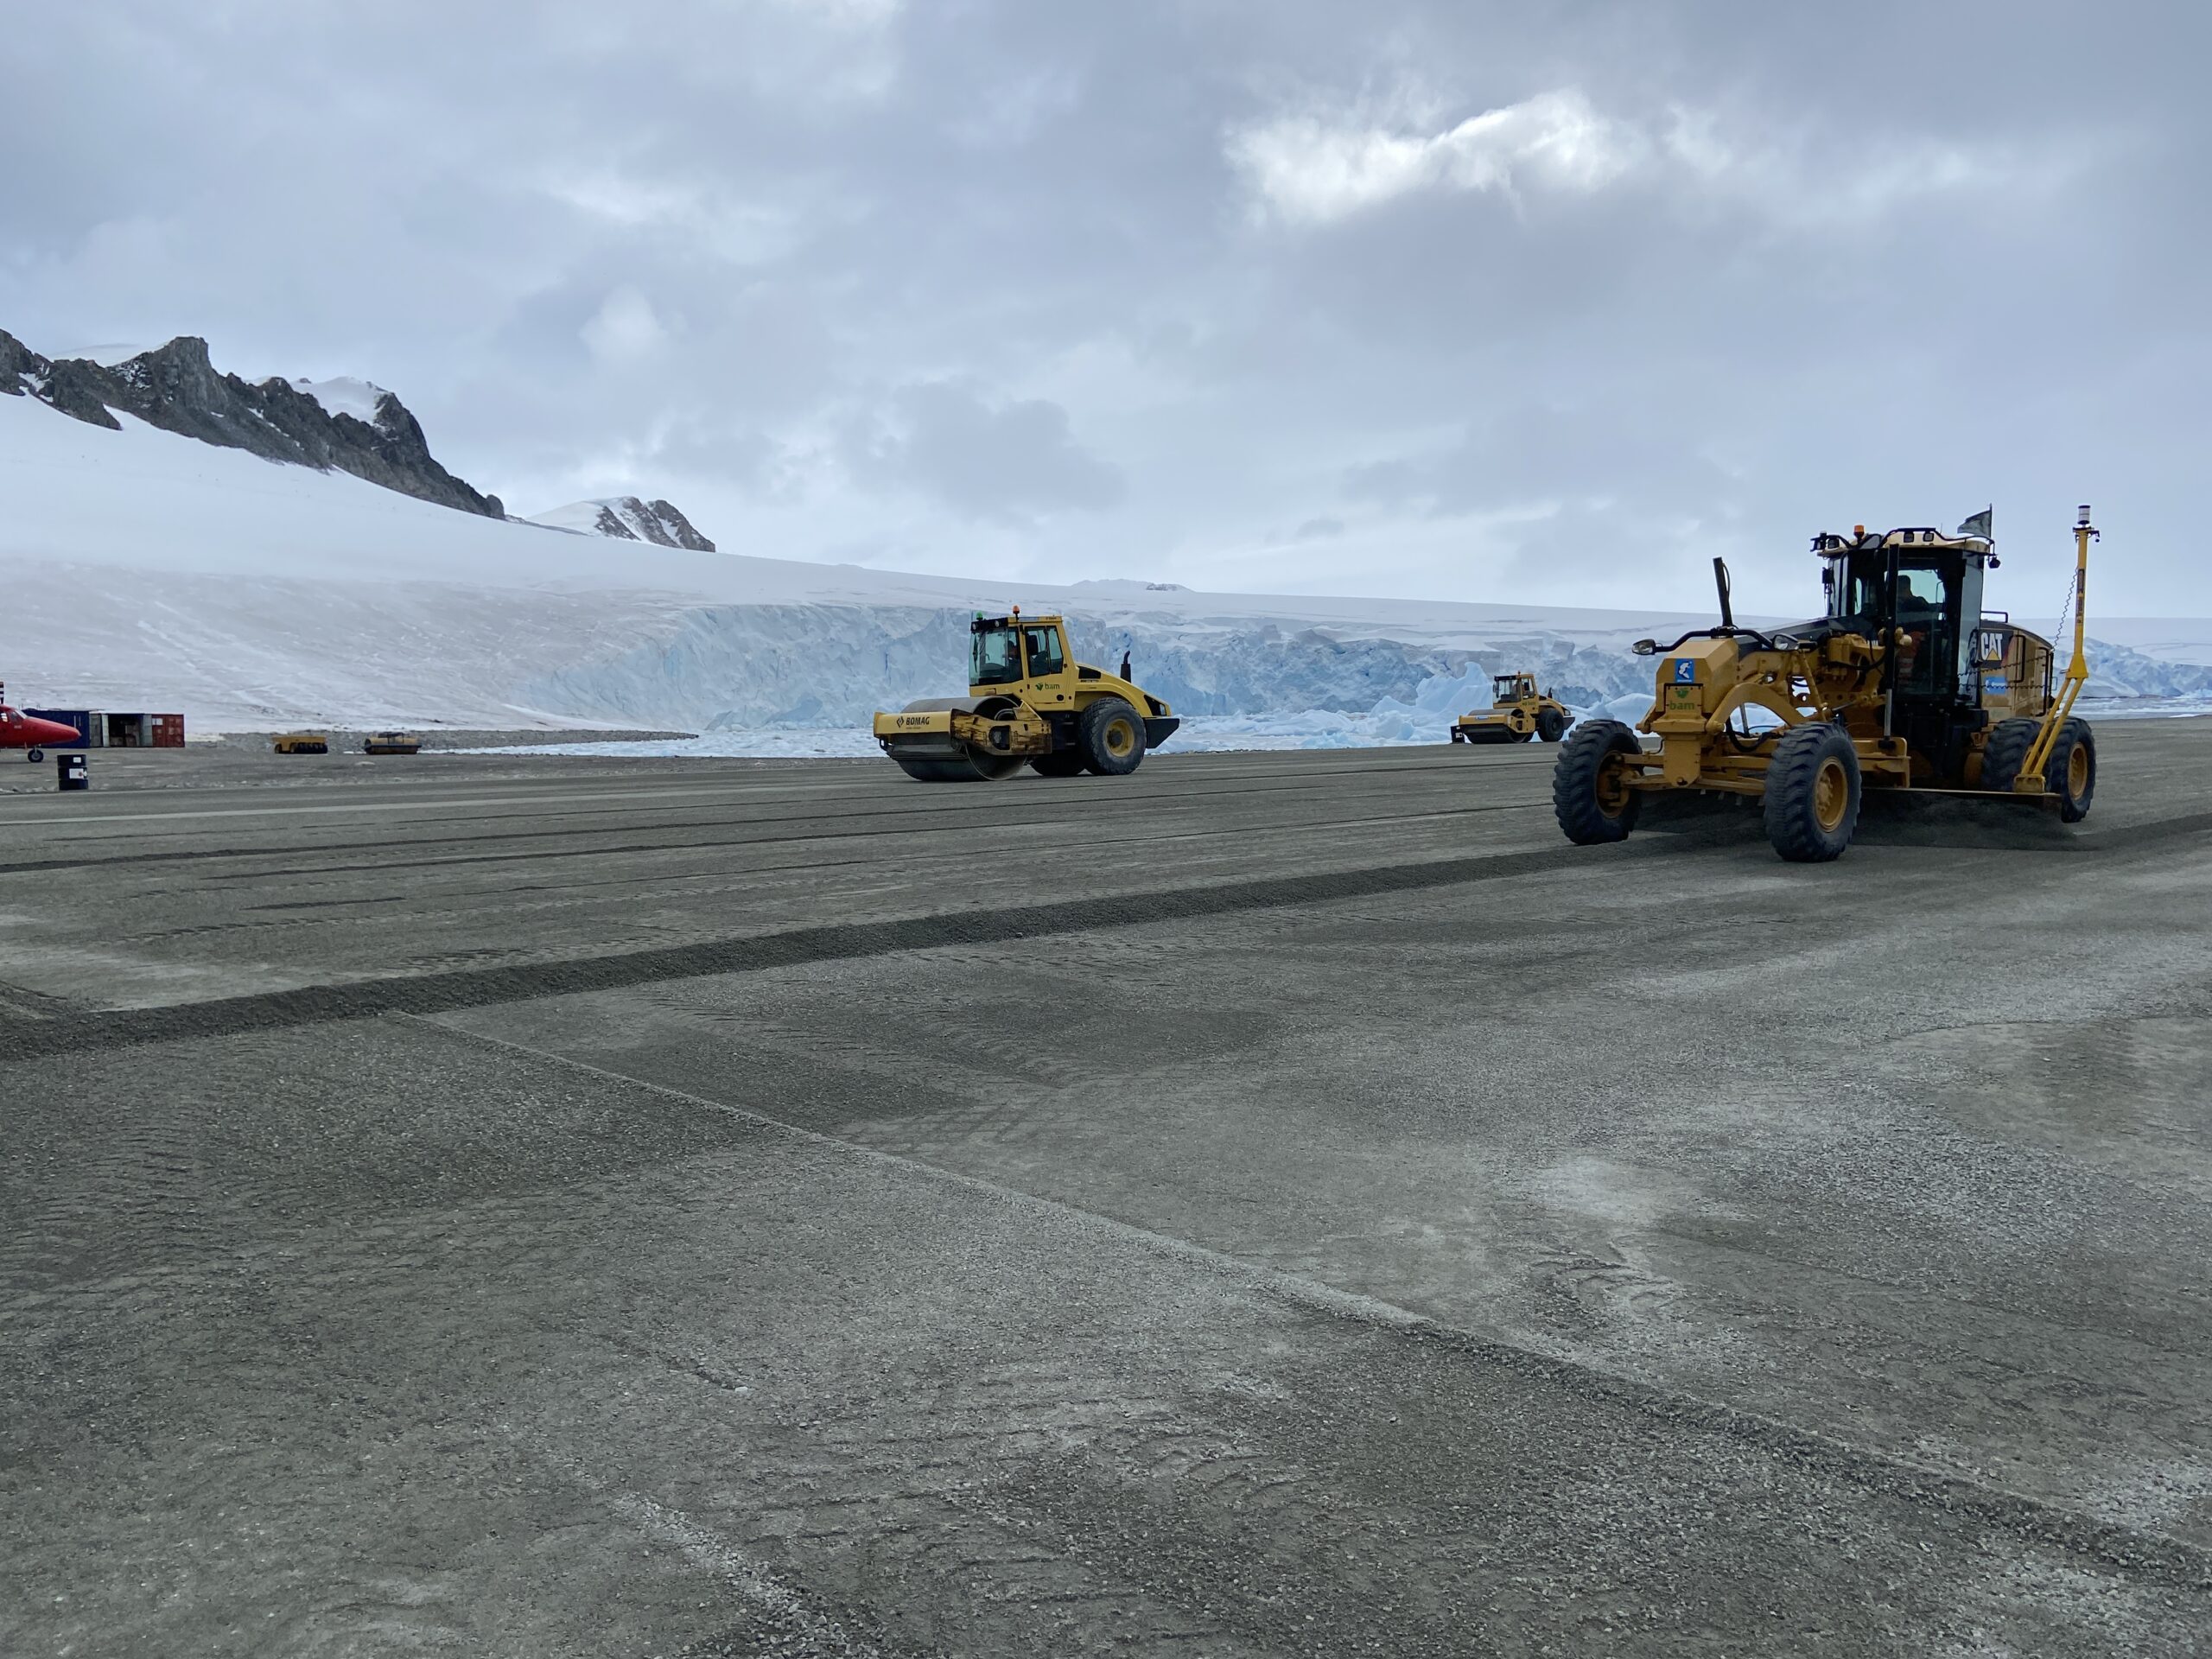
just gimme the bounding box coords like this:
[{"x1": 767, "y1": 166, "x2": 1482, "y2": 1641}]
[
  {"x1": 844, "y1": 380, "x2": 1126, "y2": 520},
  {"x1": 1344, "y1": 404, "x2": 1730, "y2": 522},
  {"x1": 1, "y1": 1, "x2": 2206, "y2": 610}
]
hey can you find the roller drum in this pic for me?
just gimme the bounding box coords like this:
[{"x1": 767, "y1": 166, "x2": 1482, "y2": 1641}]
[{"x1": 882, "y1": 696, "x2": 1029, "y2": 783}]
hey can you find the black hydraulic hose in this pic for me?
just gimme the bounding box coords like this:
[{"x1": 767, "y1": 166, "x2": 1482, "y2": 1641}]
[{"x1": 1635, "y1": 625, "x2": 1782, "y2": 657}]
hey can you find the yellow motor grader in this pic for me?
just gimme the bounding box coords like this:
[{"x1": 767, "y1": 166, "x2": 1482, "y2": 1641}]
[
  {"x1": 1451, "y1": 671, "x2": 1573, "y2": 746},
  {"x1": 872, "y1": 609, "x2": 1180, "y2": 782},
  {"x1": 1553, "y1": 506, "x2": 2099, "y2": 861}
]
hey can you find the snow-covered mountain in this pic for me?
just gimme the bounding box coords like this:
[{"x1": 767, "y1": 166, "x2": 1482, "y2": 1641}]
[
  {"x1": 528, "y1": 496, "x2": 717, "y2": 551},
  {"x1": 1, "y1": 331, "x2": 502, "y2": 518},
  {"x1": 0, "y1": 385, "x2": 2206, "y2": 741}
]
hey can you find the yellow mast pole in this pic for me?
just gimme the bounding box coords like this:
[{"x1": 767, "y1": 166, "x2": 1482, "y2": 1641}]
[
  {"x1": 2066, "y1": 505, "x2": 2093, "y2": 682},
  {"x1": 2017, "y1": 504, "x2": 2094, "y2": 792}
]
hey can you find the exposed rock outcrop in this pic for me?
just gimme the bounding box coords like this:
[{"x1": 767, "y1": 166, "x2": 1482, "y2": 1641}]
[
  {"x1": 0, "y1": 329, "x2": 503, "y2": 518},
  {"x1": 527, "y1": 496, "x2": 715, "y2": 551}
]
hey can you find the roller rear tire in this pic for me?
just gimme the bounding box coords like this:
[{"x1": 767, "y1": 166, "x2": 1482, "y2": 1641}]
[
  {"x1": 1553, "y1": 720, "x2": 1643, "y2": 845},
  {"x1": 1763, "y1": 722, "x2": 1859, "y2": 862},
  {"x1": 1535, "y1": 709, "x2": 1568, "y2": 743},
  {"x1": 1078, "y1": 697, "x2": 1147, "y2": 776},
  {"x1": 1030, "y1": 749, "x2": 1087, "y2": 777}
]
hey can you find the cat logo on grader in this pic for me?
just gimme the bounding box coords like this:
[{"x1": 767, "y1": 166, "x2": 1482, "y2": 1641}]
[
  {"x1": 1553, "y1": 506, "x2": 2099, "y2": 862},
  {"x1": 871, "y1": 609, "x2": 1180, "y2": 782}
]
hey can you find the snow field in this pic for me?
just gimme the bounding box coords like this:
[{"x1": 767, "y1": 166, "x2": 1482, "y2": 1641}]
[{"x1": 3, "y1": 391, "x2": 2209, "y2": 742}]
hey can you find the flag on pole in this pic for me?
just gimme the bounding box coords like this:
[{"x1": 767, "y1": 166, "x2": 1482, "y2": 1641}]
[{"x1": 1955, "y1": 506, "x2": 1993, "y2": 540}]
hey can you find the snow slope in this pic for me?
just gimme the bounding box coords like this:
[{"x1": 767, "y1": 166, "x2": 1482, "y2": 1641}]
[
  {"x1": 2, "y1": 391, "x2": 2207, "y2": 741},
  {"x1": 286, "y1": 377, "x2": 390, "y2": 424}
]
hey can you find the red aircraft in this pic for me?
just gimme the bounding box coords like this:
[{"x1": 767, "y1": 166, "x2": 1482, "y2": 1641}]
[{"x1": 0, "y1": 683, "x2": 81, "y2": 761}]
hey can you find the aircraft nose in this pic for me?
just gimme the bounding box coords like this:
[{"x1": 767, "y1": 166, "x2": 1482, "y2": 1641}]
[{"x1": 28, "y1": 718, "x2": 83, "y2": 746}]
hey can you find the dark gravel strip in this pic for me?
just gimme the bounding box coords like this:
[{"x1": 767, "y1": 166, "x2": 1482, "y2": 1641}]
[{"x1": 0, "y1": 841, "x2": 1643, "y2": 1063}]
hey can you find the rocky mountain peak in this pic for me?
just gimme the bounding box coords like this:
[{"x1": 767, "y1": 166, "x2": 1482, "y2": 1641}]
[
  {"x1": 0, "y1": 328, "x2": 503, "y2": 519},
  {"x1": 526, "y1": 495, "x2": 716, "y2": 552}
]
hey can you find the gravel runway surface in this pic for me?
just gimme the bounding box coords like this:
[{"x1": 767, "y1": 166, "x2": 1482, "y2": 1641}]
[{"x1": 3, "y1": 728, "x2": 2209, "y2": 1655}]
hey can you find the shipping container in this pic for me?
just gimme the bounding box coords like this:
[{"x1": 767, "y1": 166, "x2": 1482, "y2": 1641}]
[
  {"x1": 104, "y1": 713, "x2": 153, "y2": 747},
  {"x1": 23, "y1": 709, "x2": 101, "y2": 747},
  {"x1": 151, "y1": 714, "x2": 185, "y2": 748}
]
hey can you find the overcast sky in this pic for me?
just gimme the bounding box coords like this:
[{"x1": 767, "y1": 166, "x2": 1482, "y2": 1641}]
[{"x1": 6, "y1": 2, "x2": 2206, "y2": 615}]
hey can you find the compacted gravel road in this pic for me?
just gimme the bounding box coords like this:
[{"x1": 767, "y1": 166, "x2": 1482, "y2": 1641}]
[{"x1": 4, "y1": 728, "x2": 2209, "y2": 1655}]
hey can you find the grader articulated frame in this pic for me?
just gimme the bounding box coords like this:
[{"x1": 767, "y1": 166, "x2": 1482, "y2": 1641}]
[{"x1": 1553, "y1": 508, "x2": 2099, "y2": 862}]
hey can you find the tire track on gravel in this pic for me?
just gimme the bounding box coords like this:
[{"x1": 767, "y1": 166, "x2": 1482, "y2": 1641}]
[
  {"x1": 0, "y1": 840, "x2": 1649, "y2": 1062},
  {"x1": 0, "y1": 755, "x2": 1537, "y2": 878}
]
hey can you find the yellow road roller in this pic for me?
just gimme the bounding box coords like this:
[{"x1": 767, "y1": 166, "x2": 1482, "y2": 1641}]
[
  {"x1": 873, "y1": 610, "x2": 1179, "y2": 781},
  {"x1": 1553, "y1": 506, "x2": 2098, "y2": 861},
  {"x1": 1451, "y1": 671, "x2": 1573, "y2": 745}
]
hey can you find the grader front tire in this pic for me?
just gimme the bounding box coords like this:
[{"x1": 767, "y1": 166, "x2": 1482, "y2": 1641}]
[
  {"x1": 1764, "y1": 722, "x2": 1860, "y2": 862},
  {"x1": 1552, "y1": 720, "x2": 1643, "y2": 845}
]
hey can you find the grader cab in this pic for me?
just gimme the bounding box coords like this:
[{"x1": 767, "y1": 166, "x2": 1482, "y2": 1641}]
[
  {"x1": 872, "y1": 610, "x2": 1180, "y2": 782},
  {"x1": 1553, "y1": 507, "x2": 2099, "y2": 861}
]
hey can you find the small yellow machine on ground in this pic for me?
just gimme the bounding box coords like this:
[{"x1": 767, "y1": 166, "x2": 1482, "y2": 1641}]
[
  {"x1": 873, "y1": 610, "x2": 1179, "y2": 782},
  {"x1": 1451, "y1": 672, "x2": 1573, "y2": 746},
  {"x1": 363, "y1": 732, "x2": 422, "y2": 755},
  {"x1": 272, "y1": 732, "x2": 330, "y2": 755},
  {"x1": 1553, "y1": 506, "x2": 2098, "y2": 862}
]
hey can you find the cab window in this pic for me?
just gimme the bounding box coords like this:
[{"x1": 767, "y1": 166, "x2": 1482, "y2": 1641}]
[
  {"x1": 970, "y1": 626, "x2": 1024, "y2": 686},
  {"x1": 1022, "y1": 626, "x2": 1065, "y2": 678},
  {"x1": 1848, "y1": 561, "x2": 1954, "y2": 692},
  {"x1": 1846, "y1": 560, "x2": 1951, "y2": 619}
]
